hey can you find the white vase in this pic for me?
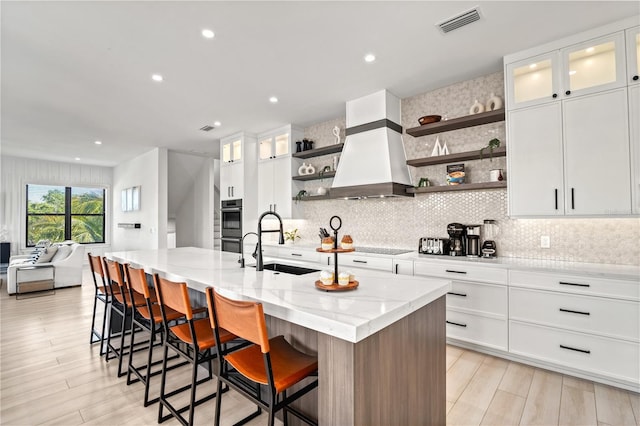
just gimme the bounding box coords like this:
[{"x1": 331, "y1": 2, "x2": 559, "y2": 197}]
[
  {"x1": 469, "y1": 99, "x2": 485, "y2": 115},
  {"x1": 486, "y1": 93, "x2": 503, "y2": 111}
]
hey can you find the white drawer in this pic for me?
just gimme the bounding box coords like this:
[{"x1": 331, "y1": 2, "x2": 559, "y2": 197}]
[
  {"x1": 339, "y1": 254, "x2": 392, "y2": 272},
  {"x1": 278, "y1": 247, "x2": 320, "y2": 263},
  {"x1": 415, "y1": 261, "x2": 507, "y2": 285},
  {"x1": 509, "y1": 270, "x2": 640, "y2": 301},
  {"x1": 510, "y1": 287, "x2": 640, "y2": 342},
  {"x1": 447, "y1": 281, "x2": 507, "y2": 317},
  {"x1": 446, "y1": 310, "x2": 508, "y2": 351},
  {"x1": 510, "y1": 321, "x2": 640, "y2": 384}
]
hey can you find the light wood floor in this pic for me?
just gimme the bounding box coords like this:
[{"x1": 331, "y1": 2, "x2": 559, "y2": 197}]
[{"x1": 1, "y1": 269, "x2": 638, "y2": 426}]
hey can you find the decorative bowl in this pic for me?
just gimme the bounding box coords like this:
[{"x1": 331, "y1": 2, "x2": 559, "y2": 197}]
[{"x1": 418, "y1": 115, "x2": 442, "y2": 126}]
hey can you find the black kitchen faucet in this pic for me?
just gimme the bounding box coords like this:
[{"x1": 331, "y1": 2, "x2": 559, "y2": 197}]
[{"x1": 255, "y1": 210, "x2": 284, "y2": 271}]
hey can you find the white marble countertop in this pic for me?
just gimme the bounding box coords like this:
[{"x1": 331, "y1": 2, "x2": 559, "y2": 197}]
[{"x1": 107, "y1": 247, "x2": 451, "y2": 343}]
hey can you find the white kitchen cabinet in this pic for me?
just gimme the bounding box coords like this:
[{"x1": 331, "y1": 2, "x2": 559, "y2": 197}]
[
  {"x1": 627, "y1": 26, "x2": 640, "y2": 85},
  {"x1": 507, "y1": 103, "x2": 564, "y2": 216},
  {"x1": 278, "y1": 247, "x2": 320, "y2": 264},
  {"x1": 256, "y1": 125, "x2": 303, "y2": 218},
  {"x1": 507, "y1": 47, "x2": 633, "y2": 215},
  {"x1": 562, "y1": 88, "x2": 631, "y2": 215},
  {"x1": 508, "y1": 269, "x2": 640, "y2": 389},
  {"x1": 338, "y1": 253, "x2": 393, "y2": 272},
  {"x1": 414, "y1": 259, "x2": 508, "y2": 350},
  {"x1": 629, "y1": 84, "x2": 640, "y2": 214},
  {"x1": 392, "y1": 259, "x2": 413, "y2": 275},
  {"x1": 506, "y1": 51, "x2": 562, "y2": 110},
  {"x1": 560, "y1": 32, "x2": 627, "y2": 98},
  {"x1": 220, "y1": 132, "x2": 257, "y2": 207}
]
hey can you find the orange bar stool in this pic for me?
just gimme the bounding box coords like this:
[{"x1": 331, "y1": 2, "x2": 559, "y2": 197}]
[
  {"x1": 88, "y1": 253, "x2": 111, "y2": 355},
  {"x1": 124, "y1": 264, "x2": 187, "y2": 407},
  {"x1": 207, "y1": 288, "x2": 319, "y2": 426},
  {"x1": 154, "y1": 274, "x2": 236, "y2": 426},
  {"x1": 103, "y1": 257, "x2": 150, "y2": 377}
]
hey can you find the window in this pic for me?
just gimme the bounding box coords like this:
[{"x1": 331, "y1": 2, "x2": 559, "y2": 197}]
[{"x1": 26, "y1": 184, "x2": 106, "y2": 246}]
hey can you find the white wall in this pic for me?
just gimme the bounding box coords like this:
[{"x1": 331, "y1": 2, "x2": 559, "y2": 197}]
[
  {"x1": 0, "y1": 155, "x2": 113, "y2": 254},
  {"x1": 112, "y1": 148, "x2": 168, "y2": 251}
]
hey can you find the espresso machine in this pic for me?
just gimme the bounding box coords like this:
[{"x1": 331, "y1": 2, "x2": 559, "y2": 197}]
[
  {"x1": 482, "y1": 219, "x2": 499, "y2": 258},
  {"x1": 447, "y1": 223, "x2": 466, "y2": 256},
  {"x1": 465, "y1": 224, "x2": 481, "y2": 257}
]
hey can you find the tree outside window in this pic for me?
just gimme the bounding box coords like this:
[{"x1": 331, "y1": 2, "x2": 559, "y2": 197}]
[{"x1": 26, "y1": 184, "x2": 105, "y2": 246}]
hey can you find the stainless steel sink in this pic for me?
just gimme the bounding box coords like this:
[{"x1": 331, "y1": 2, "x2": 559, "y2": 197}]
[{"x1": 254, "y1": 263, "x2": 320, "y2": 275}]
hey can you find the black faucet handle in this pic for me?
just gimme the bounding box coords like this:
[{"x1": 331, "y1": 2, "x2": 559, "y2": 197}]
[{"x1": 252, "y1": 243, "x2": 258, "y2": 259}]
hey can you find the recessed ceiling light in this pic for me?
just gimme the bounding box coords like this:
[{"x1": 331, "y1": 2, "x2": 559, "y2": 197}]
[
  {"x1": 269, "y1": 96, "x2": 278, "y2": 103},
  {"x1": 213, "y1": 121, "x2": 221, "y2": 127},
  {"x1": 202, "y1": 29, "x2": 215, "y2": 39},
  {"x1": 529, "y1": 63, "x2": 537, "y2": 69},
  {"x1": 569, "y1": 70, "x2": 577, "y2": 75},
  {"x1": 586, "y1": 47, "x2": 595, "y2": 53},
  {"x1": 74, "y1": 157, "x2": 81, "y2": 161},
  {"x1": 94, "y1": 140, "x2": 102, "y2": 145},
  {"x1": 364, "y1": 54, "x2": 376, "y2": 63},
  {"x1": 152, "y1": 74, "x2": 163, "y2": 82}
]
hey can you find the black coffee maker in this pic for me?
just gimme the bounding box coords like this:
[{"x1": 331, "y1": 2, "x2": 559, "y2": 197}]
[{"x1": 447, "y1": 223, "x2": 466, "y2": 256}]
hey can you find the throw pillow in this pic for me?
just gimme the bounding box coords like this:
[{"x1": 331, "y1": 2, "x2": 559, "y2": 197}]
[
  {"x1": 36, "y1": 245, "x2": 58, "y2": 263},
  {"x1": 51, "y1": 244, "x2": 71, "y2": 262}
]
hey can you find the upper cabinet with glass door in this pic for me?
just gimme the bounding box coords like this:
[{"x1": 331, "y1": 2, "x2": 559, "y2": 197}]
[
  {"x1": 627, "y1": 26, "x2": 640, "y2": 85},
  {"x1": 561, "y1": 32, "x2": 626, "y2": 98},
  {"x1": 257, "y1": 125, "x2": 303, "y2": 162},
  {"x1": 506, "y1": 31, "x2": 627, "y2": 109},
  {"x1": 221, "y1": 137, "x2": 242, "y2": 164},
  {"x1": 506, "y1": 51, "x2": 562, "y2": 109}
]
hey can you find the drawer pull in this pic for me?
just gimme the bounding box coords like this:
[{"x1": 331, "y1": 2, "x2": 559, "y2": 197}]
[
  {"x1": 559, "y1": 308, "x2": 590, "y2": 316},
  {"x1": 291, "y1": 253, "x2": 302, "y2": 257},
  {"x1": 445, "y1": 269, "x2": 467, "y2": 275},
  {"x1": 559, "y1": 281, "x2": 590, "y2": 288},
  {"x1": 560, "y1": 344, "x2": 590, "y2": 355},
  {"x1": 353, "y1": 260, "x2": 368, "y2": 264},
  {"x1": 446, "y1": 320, "x2": 467, "y2": 328},
  {"x1": 447, "y1": 292, "x2": 467, "y2": 297}
]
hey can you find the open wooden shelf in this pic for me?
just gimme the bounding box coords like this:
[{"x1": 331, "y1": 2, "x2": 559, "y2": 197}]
[
  {"x1": 405, "y1": 109, "x2": 505, "y2": 138},
  {"x1": 292, "y1": 143, "x2": 344, "y2": 159},
  {"x1": 407, "y1": 146, "x2": 506, "y2": 167},
  {"x1": 291, "y1": 194, "x2": 332, "y2": 202},
  {"x1": 407, "y1": 181, "x2": 507, "y2": 194},
  {"x1": 292, "y1": 171, "x2": 336, "y2": 181}
]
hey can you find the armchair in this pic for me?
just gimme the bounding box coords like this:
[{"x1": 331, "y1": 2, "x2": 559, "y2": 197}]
[{"x1": 7, "y1": 243, "x2": 85, "y2": 295}]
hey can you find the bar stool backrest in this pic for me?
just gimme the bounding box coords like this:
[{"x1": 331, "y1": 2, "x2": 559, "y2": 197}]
[
  {"x1": 104, "y1": 258, "x2": 129, "y2": 303},
  {"x1": 153, "y1": 275, "x2": 194, "y2": 320},
  {"x1": 88, "y1": 253, "x2": 105, "y2": 279},
  {"x1": 125, "y1": 264, "x2": 151, "y2": 300},
  {"x1": 211, "y1": 289, "x2": 270, "y2": 354}
]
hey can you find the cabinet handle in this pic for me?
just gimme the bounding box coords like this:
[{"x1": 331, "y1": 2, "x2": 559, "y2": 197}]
[
  {"x1": 554, "y1": 189, "x2": 558, "y2": 210},
  {"x1": 552, "y1": 93, "x2": 558, "y2": 98},
  {"x1": 273, "y1": 204, "x2": 276, "y2": 212},
  {"x1": 395, "y1": 264, "x2": 398, "y2": 274},
  {"x1": 445, "y1": 269, "x2": 467, "y2": 274},
  {"x1": 571, "y1": 188, "x2": 575, "y2": 209},
  {"x1": 446, "y1": 320, "x2": 467, "y2": 328},
  {"x1": 291, "y1": 253, "x2": 302, "y2": 257},
  {"x1": 565, "y1": 90, "x2": 571, "y2": 96},
  {"x1": 447, "y1": 292, "x2": 467, "y2": 297},
  {"x1": 353, "y1": 260, "x2": 368, "y2": 264},
  {"x1": 559, "y1": 281, "x2": 590, "y2": 288},
  {"x1": 560, "y1": 344, "x2": 590, "y2": 354},
  {"x1": 559, "y1": 308, "x2": 590, "y2": 316},
  {"x1": 633, "y1": 75, "x2": 639, "y2": 81},
  {"x1": 327, "y1": 257, "x2": 330, "y2": 266}
]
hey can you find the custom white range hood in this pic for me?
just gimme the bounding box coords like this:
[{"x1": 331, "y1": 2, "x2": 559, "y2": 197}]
[{"x1": 331, "y1": 90, "x2": 413, "y2": 199}]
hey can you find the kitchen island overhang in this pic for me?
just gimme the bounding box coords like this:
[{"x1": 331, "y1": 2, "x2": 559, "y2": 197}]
[{"x1": 107, "y1": 247, "x2": 451, "y2": 425}]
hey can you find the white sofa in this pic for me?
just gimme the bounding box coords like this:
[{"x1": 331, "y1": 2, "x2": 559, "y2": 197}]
[{"x1": 7, "y1": 243, "x2": 85, "y2": 294}]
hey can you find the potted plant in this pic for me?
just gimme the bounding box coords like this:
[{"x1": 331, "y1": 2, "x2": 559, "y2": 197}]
[
  {"x1": 479, "y1": 138, "x2": 501, "y2": 161},
  {"x1": 294, "y1": 190, "x2": 308, "y2": 204},
  {"x1": 284, "y1": 229, "x2": 301, "y2": 244}
]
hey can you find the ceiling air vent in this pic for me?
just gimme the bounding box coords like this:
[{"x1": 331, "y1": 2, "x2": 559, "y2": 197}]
[
  {"x1": 437, "y1": 7, "x2": 481, "y2": 34},
  {"x1": 199, "y1": 125, "x2": 215, "y2": 132}
]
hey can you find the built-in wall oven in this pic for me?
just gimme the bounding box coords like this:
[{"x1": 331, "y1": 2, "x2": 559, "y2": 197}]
[{"x1": 220, "y1": 199, "x2": 242, "y2": 253}]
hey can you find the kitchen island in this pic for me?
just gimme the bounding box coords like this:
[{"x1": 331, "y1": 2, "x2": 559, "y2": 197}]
[{"x1": 108, "y1": 247, "x2": 451, "y2": 425}]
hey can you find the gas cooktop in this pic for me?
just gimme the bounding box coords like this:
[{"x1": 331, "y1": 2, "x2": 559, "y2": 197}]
[{"x1": 356, "y1": 247, "x2": 413, "y2": 255}]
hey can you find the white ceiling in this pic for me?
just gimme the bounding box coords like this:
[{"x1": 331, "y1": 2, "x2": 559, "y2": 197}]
[{"x1": 2, "y1": 1, "x2": 638, "y2": 167}]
